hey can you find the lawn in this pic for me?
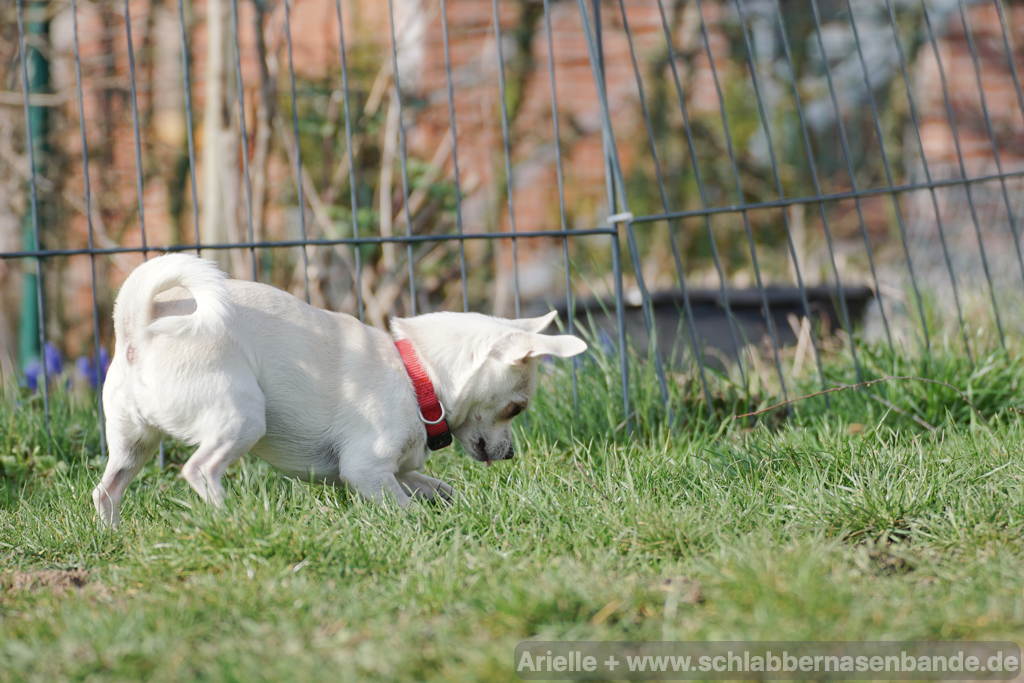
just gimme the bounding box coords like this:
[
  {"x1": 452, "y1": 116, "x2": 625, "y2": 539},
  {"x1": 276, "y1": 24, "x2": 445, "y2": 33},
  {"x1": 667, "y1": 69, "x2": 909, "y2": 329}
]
[{"x1": 3, "y1": 344, "x2": 1024, "y2": 680}]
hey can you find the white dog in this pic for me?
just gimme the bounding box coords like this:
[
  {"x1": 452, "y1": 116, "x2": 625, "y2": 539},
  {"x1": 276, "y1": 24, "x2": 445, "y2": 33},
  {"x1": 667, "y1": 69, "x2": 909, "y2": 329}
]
[{"x1": 92, "y1": 254, "x2": 586, "y2": 526}]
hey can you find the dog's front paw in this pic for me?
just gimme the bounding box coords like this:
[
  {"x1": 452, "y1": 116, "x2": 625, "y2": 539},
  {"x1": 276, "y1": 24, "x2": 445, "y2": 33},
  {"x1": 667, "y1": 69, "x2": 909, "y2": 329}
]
[
  {"x1": 398, "y1": 472, "x2": 456, "y2": 505},
  {"x1": 433, "y1": 479, "x2": 455, "y2": 504}
]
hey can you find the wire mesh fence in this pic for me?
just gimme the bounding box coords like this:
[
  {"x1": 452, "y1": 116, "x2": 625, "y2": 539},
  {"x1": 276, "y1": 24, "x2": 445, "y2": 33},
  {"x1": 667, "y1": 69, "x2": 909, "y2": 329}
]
[{"x1": 2, "y1": 0, "x2": 1023, "y2": 438}]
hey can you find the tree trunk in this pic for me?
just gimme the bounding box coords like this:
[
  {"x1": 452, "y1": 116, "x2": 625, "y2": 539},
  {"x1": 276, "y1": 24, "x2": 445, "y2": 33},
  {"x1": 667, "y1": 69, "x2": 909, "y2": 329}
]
[{"x1": 201, "y1": 0, "x2": 238, "y2": 271}]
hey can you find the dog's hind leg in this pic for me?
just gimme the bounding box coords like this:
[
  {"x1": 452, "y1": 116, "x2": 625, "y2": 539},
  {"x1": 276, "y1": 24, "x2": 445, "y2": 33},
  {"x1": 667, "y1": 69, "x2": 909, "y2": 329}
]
[
  {"x1": 338, "y1": 455, "x2": 412, "y2": 508},
  {"x1": 180, "y1": 401, "x2": 265, "y2": 508},
  {"x1": 92, "y1": 415, "x2": 158, "y2": 528}
]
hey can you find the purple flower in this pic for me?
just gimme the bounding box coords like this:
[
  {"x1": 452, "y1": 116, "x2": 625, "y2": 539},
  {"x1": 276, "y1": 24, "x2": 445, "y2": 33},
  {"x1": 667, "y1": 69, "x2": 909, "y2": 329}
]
[
  {"x1": 75, "y1": 348, "x2": 110, "y2": 389},
  {"x1": 44, "y1": 343, "x2": 63, "y2": 376},
  {"x1": 24, "y1": 359, "x2": 40, "y2": 391},
  {"x1": 76, "y1": 356, "x2": 93, "y2": 386}
]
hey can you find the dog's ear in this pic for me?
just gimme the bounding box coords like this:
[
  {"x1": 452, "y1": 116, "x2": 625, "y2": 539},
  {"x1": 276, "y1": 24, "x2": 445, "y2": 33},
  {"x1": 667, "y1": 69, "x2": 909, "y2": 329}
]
[
  {"x1": 506, "y1": 310, "x2": 558, "y2": 334},
  {"x1": 492, "y1": 332, "x2": 587, "y2": 364}
]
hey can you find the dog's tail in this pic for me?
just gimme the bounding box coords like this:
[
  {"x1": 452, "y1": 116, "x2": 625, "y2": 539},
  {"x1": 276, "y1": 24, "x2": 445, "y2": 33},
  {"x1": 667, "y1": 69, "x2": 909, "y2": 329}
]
[{"x1": 113, "y1": 253, "x2": 229, "y2": 340}]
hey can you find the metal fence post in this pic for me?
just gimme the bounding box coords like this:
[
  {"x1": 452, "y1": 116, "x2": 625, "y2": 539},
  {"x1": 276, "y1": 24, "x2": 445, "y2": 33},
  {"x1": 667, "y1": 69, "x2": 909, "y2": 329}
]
[
  {"x1": 17, "y1": 0, "x2": 47, "y2": 381},
  {"x1": 16, "y1": 0, "x2": 50, "y2": 426},
  {"x1": 589, "y1": 0, "x2": 631, "y2": 430}
]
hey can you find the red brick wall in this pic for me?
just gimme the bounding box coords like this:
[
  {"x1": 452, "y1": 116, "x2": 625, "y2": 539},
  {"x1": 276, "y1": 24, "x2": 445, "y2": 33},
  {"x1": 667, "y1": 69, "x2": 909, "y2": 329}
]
[{"x1": 24, "y1": 0, "x2": 1024, "y2": 353}]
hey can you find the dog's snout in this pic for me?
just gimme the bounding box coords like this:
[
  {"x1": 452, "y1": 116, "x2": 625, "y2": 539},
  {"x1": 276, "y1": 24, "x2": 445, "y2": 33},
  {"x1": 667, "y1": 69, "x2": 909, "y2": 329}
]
[{"x1": 469, "y1": 434, "x2": 516, "y2": 462}]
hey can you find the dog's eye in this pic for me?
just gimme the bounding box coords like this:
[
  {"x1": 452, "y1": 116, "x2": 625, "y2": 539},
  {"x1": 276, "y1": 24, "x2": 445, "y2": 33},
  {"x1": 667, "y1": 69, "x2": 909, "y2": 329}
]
[{"x1": 503, "y1": 402, "x2": 526, "y2": 419}]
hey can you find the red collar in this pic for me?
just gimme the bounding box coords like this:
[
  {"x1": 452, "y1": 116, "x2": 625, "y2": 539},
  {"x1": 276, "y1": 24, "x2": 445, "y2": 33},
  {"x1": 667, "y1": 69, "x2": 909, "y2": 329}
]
[{"x1": 394, "y1": 339, "x2": 453, "y2": 451}]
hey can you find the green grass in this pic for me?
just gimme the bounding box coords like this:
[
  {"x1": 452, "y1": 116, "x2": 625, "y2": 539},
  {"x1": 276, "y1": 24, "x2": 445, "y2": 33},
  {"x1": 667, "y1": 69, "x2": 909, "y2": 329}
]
[{"x1": 3, "y1": 344, "x2": 1024, "y2": 681}]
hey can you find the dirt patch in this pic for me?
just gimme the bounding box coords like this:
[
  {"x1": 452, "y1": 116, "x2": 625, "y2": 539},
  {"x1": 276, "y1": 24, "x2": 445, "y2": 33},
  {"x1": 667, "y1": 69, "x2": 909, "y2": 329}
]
[
  {"x1": 868, "y1": 550, "x2": 915, "y2": 576},
  {"x1": 659, "y1": 577, "x2": 704, "y2": 605},
  {"x1": 2, "y1": 568, "x2": 90, "y2": 594}
]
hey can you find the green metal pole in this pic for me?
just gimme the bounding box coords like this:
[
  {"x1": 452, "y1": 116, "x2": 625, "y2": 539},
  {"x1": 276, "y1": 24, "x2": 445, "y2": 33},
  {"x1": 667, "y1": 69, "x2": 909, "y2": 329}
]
[{"x1": 18, "y1": 0, "x2": 48, "y2": 378}]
